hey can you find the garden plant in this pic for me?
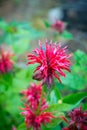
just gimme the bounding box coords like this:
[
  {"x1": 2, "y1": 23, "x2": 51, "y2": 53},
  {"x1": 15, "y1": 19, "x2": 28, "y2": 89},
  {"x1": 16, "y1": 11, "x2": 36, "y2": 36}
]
[{"x1": 0, "y1": 19, "x2": 87, "y2": 130}]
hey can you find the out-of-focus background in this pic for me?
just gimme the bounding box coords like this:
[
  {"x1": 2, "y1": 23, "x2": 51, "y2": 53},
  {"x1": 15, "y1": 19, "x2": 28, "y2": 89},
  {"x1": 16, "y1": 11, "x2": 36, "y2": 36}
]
[
  {"x1": 0, "y1": 0, "x2": 87, "y2": 130},
  {"x1": 0, "y1": 0, "x2": 87, "y2": 52}
]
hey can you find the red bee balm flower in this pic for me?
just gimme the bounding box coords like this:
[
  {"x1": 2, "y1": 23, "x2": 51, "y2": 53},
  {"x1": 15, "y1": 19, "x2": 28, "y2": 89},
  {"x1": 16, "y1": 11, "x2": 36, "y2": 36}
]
[
  {"x1": 21, "y1": 83, "x2": 54, "y2": 130},
  {"x1": 21, "y1": 83, "x2": 48, "y2": 110},
  {"x1": 27, "y1": 41, "x2": 71, "y2": 88},
  {"x1": 51, "y1": 20, "x2": 65, "y2": 33},
  {"x1": 21, "y1": 104, "x2": 54, "y2": 130},
  {"x1": 0, "y1": 50, "x2": 14, "y2": 73},
  {"x1": 63, "y1": 107, "x2": 87, "y2": 130}
]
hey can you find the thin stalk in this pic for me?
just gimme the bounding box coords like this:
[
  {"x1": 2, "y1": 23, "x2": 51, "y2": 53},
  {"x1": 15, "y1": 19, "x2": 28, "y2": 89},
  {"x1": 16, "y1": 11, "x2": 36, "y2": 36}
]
[{"x1": 36, "y1": 87, "x2": 44, "y2": 115}]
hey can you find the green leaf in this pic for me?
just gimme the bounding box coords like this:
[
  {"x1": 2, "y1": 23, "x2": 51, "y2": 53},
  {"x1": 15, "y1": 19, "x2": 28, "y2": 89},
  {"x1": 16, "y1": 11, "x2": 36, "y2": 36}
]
[
  {"x1": 63, "y1": 92, "x2": 87, "y2": 104},
  {"x1": 61, "y1": 73, "x2": 86, "y2": 90},
  {"x1": 47, "y1": 103, "x2": 75, "y2": 112},
  {"x1": 45, "y1": 103, "x2": 72, "y2": 128},
  {"x1": 45, "y1": 100, "x2": 84, "y2": 128},
  {"x1": 45, "y1": 104, "x2": 65, "y2": 128},
  {"x1": 44, "y1": 21, "x2": 51, "y2": 28},
  {"x1": 74, "y1": 50, "x2": 87, "y2": 65},
  {"x1": 49, "y1": 87, "x2": 62, "y2": 104},
  {"x1": 45, "y1": 118, "x2": 62, "y2": 128},
  {"x1": 61, "y1": 30, "x2": 73, "y2": 40},
  {"x1": 42, "y1": 125, "x2": 61, "y2": 130},
  {"x1": 17, "y1": 123, "x2": 26, "y2": 130},
  {"x1": 43, "y1": 111, "x2": 63, "y2": 128},
  {"x1": 83, "y1": 102, "x2": 87, "y2": 110},
  {"x1": 47, "y1": 92, "x2": 87, "y2": 113}
]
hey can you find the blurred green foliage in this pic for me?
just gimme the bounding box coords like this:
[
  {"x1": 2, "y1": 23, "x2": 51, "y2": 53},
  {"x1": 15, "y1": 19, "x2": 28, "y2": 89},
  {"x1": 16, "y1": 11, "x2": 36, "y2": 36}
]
[
  {"x1": 0, "y1": 19, "x2": 45, "y2": 54},
  {"x1": 0, "y1": 19, "x2": 45, "y2": 130},
  {"x1": 60, "y1": 50, "x2": 87, "y2": 90}
]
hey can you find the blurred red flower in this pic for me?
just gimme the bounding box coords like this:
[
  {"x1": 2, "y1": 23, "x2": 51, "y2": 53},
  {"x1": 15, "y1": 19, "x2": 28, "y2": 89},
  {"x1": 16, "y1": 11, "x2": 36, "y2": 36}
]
[
  {"x1": 21, "y1": 104, "x2": 54, "y2": 130},
  {"x1": 28, "y1": 40, "x2": 71, "y2": 88},
  {"x1": 63, "y1": 107, "x2": 87, "y2": 130},
  {"x1": 21, "y1": 83, "x2": 48, "y2": 110},
  {"x1": 21, "y1": 83, "x2": 54, "y2": 130},
  {"x1": 0, "y1": 50, "x2": 14, "y2": 73},
  {"x1": 51, "y1": 20, "x2": 65, "y2": 33}
]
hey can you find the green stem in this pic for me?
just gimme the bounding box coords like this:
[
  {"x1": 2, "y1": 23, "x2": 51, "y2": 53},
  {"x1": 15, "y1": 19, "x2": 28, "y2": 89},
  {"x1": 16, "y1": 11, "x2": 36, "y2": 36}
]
[{"x1": 36, "y1": 87, "x2": 44, "y2": 115}]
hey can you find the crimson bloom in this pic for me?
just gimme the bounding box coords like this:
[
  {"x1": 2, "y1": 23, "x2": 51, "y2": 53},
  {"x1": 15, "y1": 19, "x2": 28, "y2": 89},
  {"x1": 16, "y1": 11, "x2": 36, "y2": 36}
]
[
  {"x1": 51, "y1": 19, "x2": 65, "y2": 33},
  {"x1": 27, "y1": 40, "x2": 71, "y2": 88},
  {"x1": 21, "y1": 83, "x2": 54, "y2": 130},
  {"x1": 21, "y1": 104, "x2": 54, "y2": 130},
  {"x1": 0, "y1": 50, "x2": 14, "y2": 73},
  {"x1": 63, "y1": 107, "x2": 87, "y2": 130},
  {"x1": 21, "y1": 83, "x2": 48, "y2": 110}
]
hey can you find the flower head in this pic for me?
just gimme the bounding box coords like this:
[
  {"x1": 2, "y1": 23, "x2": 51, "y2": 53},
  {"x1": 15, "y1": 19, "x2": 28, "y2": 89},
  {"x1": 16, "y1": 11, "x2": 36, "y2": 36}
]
[
  {"x1": 21, "y1": 104, "x2": 54, "y2": 130},
  {"x1": 51, "y1": 20, "x2": 65, "y2": 33},
  {"x1": 27, "y1": 40, "x2": 71, "y2": 88},
  {"x1": 21, "y1": 83, "x2": 54, "y2": 130},
  {"x1": 21, "y1": 83, "x2": 48, "y2": 110},
  {"x1": 0, "y1": 50, "x2": 14, "y2": 73},
  {"x1": 63, "y1": 107, "x2": 87, "y2": 130}
]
